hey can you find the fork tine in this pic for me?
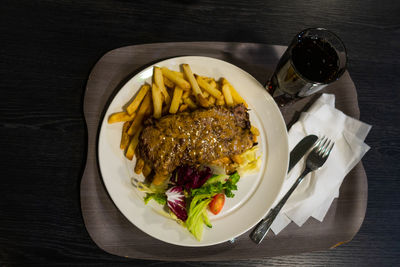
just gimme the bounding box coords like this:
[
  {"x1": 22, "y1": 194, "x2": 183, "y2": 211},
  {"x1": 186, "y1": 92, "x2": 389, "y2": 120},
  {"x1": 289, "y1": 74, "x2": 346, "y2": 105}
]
[
  {"x1": 321, "y1": 139, "x2": 331, "y2": 155},
  {"x1": 317, "y1": 136, "x2": 328, "y2": 153},
  {"x1": 312, "y1": 136, "x2": 324, "y2": 152},
  {"x1": 313, "y1": 137, "x2": 323, "y2": 149},
  {"x1": 324, "y1": 141, "x2": 335, "y2": 157}
]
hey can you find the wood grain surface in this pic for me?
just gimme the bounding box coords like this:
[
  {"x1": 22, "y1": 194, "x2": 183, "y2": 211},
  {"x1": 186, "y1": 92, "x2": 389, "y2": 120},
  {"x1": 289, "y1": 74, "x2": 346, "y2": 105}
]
[{"x1": 1, "y1": 0, "x2": 399, "y2": 266}]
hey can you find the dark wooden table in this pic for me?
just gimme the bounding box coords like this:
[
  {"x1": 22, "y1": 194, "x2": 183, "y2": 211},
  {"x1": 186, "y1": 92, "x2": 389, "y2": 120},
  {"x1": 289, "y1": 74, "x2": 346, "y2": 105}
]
[{"x1": 1, "y1": 0, "x2": 399, "y2": 265}]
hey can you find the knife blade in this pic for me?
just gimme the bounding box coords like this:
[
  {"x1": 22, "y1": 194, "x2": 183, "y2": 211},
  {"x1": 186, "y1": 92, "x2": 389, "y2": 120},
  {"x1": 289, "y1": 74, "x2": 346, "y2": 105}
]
[{"x1": 288, "y1": 134, "x2": 318, "y2": 172}]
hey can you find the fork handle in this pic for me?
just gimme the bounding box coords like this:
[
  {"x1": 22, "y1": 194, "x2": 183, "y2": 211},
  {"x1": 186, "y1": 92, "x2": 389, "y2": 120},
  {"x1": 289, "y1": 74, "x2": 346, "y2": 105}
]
[{"x1": 250, "y1": 168, "x2": 311, "y2": 244}]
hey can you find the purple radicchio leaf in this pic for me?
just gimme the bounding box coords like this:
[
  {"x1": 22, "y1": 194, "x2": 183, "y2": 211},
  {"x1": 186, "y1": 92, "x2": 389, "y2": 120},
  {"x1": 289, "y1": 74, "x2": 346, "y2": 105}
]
[
  {"x1": 165, "y1": 186, "x2": 188, "y2": 221},
  {"x1": 173, "y1": 165, "x2": 212, "y2": 191}
]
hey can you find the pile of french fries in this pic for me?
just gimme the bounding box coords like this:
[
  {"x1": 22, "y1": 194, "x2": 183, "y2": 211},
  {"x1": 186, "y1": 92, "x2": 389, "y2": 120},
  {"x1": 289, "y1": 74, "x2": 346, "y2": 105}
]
[{"x1": 107, "y1": 64, "x2": 251, "y2": 180}]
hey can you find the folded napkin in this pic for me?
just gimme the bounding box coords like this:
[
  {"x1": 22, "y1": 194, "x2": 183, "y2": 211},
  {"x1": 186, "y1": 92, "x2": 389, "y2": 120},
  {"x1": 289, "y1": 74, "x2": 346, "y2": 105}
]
[{"x1": 270, "y1": 94, "x2": 371, "y2": 234}]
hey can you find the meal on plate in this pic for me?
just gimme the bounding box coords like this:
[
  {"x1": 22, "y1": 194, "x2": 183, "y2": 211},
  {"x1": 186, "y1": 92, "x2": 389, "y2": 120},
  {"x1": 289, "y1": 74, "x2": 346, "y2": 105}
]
[{"x1": 108, "y1": 64, "x2": 261, "y2": 240}]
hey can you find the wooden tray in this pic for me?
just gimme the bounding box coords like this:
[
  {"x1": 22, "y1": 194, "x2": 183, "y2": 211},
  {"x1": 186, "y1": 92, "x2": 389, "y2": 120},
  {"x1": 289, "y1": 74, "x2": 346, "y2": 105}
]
[{"x1": 80, "y1": 42, "x2": 367, "y2": 260}]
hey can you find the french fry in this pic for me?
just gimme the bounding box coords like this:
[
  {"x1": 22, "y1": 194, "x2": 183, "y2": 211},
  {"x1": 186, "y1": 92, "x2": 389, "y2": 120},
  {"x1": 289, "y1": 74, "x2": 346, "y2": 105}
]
[
  {"x1": 251, "y1": 126, "x2": 259, "y2": 142},
  {"x1": 134, "y1": 158, "x2": 145, "y2": 174},
  {"x1": 197, "y1": 94, "x2": 210, "y2": 108},
  {"x1": 230, "y1": 87, "x2": 247, "y2": 107},
  {"x1": 120, "y1": 121, "x2": 132, "y2": 150},
  {"x1": 208, "y1": 95, "x2": 216, "y2": 105},
  {"x1": 222, "y1": 78, "x2": 248, "y2": 107},
  {"x1": 142, "y1": 164, "x2": 152, "y2": 177},
  {"x1": 169, "y1": 86, "x2": 183, "y2": 114},
  {"x1": 202, "y1": 90, "x2": 209, "y2": 98},
  {"x1": 196, "y1": 75, "x2": 223, "y2": 99},
  {"x1": 183, "y1": 97, "x2": 198, "y2": 109},
  {"x1": 222, "y1": 83, "x2": 234, "y2": 106},
  {"x1": 128, "y1": 91, "x2": 151, "y2": 136},
  {"x1": 201, "y1": 76, "x2": 214, "y2": 83},
  {"x1": 161, "y1": 67, "x2": 191, "y2": 90},
  {"x1": 126, "y1": 126, "x2": 142, "y2": 160},
  {"x1": 151, "y1": 82, "x2": 162, "y2": 119},
  {"x1": 108, "y1": 111, "x2": 136, "y2": 124},
  {"x1": 152, "y1": 173, "x2": 168, "y2": 186},
  {"x1": 163, "y1": 76, "x2": 174, "y2": 88},
  {"x1": 127, "y1": 84, "x2": 150, "y2": 115},
  {"x1": 182, "y1": 90, "x2": 190, "y2": 99},
  {"x1": 182, "y1": 64, "x2": 204, "y2": 99},
  {"x1": 179, "y1": 104, "x2": 188, "y2": 112},
  {"x1": 251, "y1": 125, "x2": 260, "y2": 136},
  {"x1": 172, "y1": 71, "x2": 184, "y2": 78},
  {"x1": 216, "y1": 96, "x2": 225, "y2": 106},
  {"x1": 154, "y1": 67, "x2": 171, "y2": 105},
  {"x1": 208, "y1": 79, "x2": 217, "y2": 88}
]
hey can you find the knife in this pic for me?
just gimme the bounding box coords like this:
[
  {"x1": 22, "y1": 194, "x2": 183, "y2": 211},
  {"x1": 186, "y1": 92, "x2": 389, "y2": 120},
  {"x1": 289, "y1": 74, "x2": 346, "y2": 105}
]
[{"x1": 288, "y1": 134, "x2": 318, "y2": 173}]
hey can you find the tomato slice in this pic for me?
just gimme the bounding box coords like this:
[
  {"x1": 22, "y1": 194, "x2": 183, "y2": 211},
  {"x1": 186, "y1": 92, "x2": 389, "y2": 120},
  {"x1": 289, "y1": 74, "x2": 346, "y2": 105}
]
[{"x1": 209, "y1": 193, "x2": 225, "y2": 215}]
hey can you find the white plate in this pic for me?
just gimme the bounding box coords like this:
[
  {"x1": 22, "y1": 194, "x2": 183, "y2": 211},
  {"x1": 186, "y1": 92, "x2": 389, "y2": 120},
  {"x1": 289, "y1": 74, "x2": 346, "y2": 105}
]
[{"x1": 98, "y1": 56, "x2": 288, "y2": 247}]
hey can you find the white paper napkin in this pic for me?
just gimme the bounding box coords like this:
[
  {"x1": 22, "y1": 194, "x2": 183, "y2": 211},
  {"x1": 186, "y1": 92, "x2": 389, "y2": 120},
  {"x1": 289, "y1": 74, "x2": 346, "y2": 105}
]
[{"x1": 270, "y1": 94, "x2": 371, "y2": 234}]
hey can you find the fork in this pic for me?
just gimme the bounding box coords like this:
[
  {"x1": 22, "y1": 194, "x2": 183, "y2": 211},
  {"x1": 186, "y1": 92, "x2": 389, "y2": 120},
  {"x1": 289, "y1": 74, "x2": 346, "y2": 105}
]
[{"x1": 250, "y1": 137, "x2": 335, "y2": 244}]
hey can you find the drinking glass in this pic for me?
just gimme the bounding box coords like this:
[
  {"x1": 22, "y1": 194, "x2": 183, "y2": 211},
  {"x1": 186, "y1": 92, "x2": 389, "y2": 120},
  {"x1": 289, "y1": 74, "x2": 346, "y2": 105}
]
[{"x1": 267, "y1": 28, "x2": 347, "y2": 106}]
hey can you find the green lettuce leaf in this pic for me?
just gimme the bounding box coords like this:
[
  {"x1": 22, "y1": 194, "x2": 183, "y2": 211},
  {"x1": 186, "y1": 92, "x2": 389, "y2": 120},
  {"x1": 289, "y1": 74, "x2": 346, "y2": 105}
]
[
  {"x1": 191, "y1": 172, "x2": 240, "y2": 198},
  {"x1": 224, "y1": 172, "x2": 240, "y2": 198},
  {"x1": 144, "y1": 193, "x2": 167, "y2": 205},
  {"x1": 190, "y1": 181, "x2": 224, "y2": 197},
  {"x1": 186, "y1": 197, "x2": 212, "y2": 240}
]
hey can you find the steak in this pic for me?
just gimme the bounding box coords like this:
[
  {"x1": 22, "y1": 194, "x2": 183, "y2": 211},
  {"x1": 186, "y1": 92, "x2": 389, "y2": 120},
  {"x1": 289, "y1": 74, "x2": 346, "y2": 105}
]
[{"x1": 137, "y1": 104, "x2": 254, "y2": 175}]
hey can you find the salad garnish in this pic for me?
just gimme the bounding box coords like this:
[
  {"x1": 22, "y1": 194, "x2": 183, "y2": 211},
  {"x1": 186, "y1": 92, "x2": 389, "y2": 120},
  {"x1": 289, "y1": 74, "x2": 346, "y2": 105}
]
[{"x1": 139, "y1": 165, "x2": 242, "y2": 241}]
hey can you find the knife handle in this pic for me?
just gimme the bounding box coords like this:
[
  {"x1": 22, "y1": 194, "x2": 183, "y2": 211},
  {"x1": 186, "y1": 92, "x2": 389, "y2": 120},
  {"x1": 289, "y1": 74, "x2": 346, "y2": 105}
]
[{"x1": 249, "y1": 207, "x2": 279, "y2": 244}]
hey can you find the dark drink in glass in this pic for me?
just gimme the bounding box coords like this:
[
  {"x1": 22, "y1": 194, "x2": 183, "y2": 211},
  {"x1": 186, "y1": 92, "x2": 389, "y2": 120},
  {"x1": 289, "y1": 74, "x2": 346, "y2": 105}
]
[{"x1": 267, "y1": 28, "x2": 347, "y2": 106}]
